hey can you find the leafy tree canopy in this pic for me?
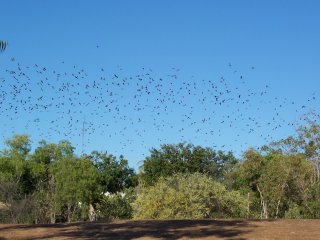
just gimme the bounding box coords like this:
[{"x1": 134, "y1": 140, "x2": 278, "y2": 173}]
[
  {"x1": 140, "y1": 143, "x2": 237, "y2": 186},
  {"x1": 89, "y1": 151, "x2": 137, "y2": 193}
]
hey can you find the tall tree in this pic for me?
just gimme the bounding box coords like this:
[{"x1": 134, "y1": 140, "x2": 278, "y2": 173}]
[
  {"x1": 30, "y1": 140, "x2": 75, "y2": 223},
  {"x1": 0, "y1": 135, "x2": 34, "y2": 223},
  {"x1": 232, "y1": 147, "x2": 316, "y2": 219},
  {"x1": 140, "y1": 143, "x2": 237, "y2": 186},
  {"x1": 0, "y1": 135, "x2": 31, "y2": 184},
  {"x1": 297, "y1": 114, "x2": 320, "y2": 182},
  {"x1": 90, "y1": 151, "x2": 137, "y2": 194},
  {"x1": 50, "y1": 156, "x2": 100, "y2": 222}
]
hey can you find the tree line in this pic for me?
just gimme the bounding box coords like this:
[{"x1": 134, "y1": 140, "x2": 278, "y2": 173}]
[{"x1": 0, "y1": 119, "x2": 320, "y2": 223}]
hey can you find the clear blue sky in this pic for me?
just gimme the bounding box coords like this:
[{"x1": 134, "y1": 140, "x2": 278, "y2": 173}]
[{"x1": 1, "y1": 1, "x2": 320, "y2": 169}]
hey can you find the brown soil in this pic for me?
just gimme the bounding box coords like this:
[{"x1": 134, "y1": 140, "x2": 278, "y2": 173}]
[{"x1": 0, "y1": 219, "x2": 319, "y2": 240}]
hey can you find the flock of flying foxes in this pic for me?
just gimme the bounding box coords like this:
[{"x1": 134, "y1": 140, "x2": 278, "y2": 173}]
[{"x1": 0, "y1": 52, "x2": 318, "y2": 156}]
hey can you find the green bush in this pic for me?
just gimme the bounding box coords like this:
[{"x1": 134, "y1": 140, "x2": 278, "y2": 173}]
[
  {"x1": 97, "y1": 188, "x2": 135, "y2": 220},
  {"x1": 285, "y1": 203, "x2": 303, "y2": 219},
  {"x1": 133, "y1": 173, "x2": 247, "y2": 219}
]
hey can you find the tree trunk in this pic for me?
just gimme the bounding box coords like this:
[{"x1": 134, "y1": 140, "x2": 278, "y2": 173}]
[
  {"x1": 257, "y1": 184, "x2": 268, "y2": 219},
  {"x1": 275, "y1": 183, "x2": 286, "y2": 219},
  {"x1": 246, "y1": 192, "x2": 250, "y2": 219},
  {"x1": 50, "y1": 212, "x2": 56, "y2": 224},
  {"x1": 49, "y1": 175, "x2": 56, "y2": 223},
  {"x1": 316, "y1": 160, "x2": 320, "y2": 182},
  {"x1": 275, "y1": 199, "x2": 281, "y2": 219},
  {"x1": 67, "y1": 203, "x2": 71, "y2": 223},
  {"x1": 88, "y1": 204, "x2": 95, "y2": 222}
]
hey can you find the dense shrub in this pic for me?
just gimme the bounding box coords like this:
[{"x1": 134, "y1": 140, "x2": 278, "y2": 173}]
[{"x1": 133, "y1": 173, "x2": 247, "y2": 219}]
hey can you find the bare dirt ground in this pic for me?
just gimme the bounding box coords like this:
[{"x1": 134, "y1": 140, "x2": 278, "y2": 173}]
[{"x1": 0, "y1": 219, "x2": 319, "y2": 240}]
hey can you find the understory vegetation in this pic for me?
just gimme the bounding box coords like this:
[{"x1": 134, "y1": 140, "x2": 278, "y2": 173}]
[{"x1": 1, "y1": 119, "x2": 320, "y2": 223}]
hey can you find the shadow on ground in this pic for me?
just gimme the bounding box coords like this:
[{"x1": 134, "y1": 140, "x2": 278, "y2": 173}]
[{"x1": 0, "y1": 219, "x2": 255, "y2": 240}]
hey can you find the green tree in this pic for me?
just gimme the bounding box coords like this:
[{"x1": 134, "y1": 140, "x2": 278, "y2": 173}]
[
  {"x1": 0, "y1": 135, "x2": 35, "y2": 223},
  {"x1": 2, "y1": 134, "x2": 31, "y2": 161},
  {"x1": 30, "y1": 140, "x2": 75, "y2": 223},
  {"x1": 50, "y1": 156, "x2": 100, "y2": 222},
  {"x1": 262, "y1": 113, "x2": 320, "y2": 182},
  {"x1": 296, "y1": 115, "x2": 320, "y2": 182},
  {"x1": 140, "y1": 143, "x2": 237, "y2": 186},
  {"x1": 259, "y1": 115, "x2": 320, "y2": 218},
  {"x1": 232, "y1": 147, "x2": 316, "y2": 219},
  {"x1": 0, "y1": 135, "x2": 32, "y2": 190},
  {"x1": 90, "y1": 151, "x2": 137, "y2": 194}
]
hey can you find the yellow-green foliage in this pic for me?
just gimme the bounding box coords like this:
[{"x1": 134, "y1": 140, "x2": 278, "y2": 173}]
[{"x1": 133, "y1": 173, "x2": 247, "y2": 219}]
